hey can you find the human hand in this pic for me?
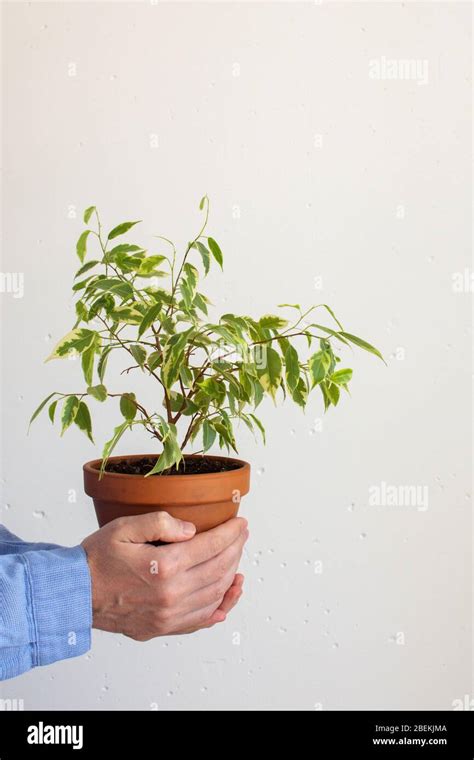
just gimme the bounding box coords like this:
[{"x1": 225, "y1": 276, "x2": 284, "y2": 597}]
[{"x1": 81, "y1": 512, "x2": 248, "y2": 640}]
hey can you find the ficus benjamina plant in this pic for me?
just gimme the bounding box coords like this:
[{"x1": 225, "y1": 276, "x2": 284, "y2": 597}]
[{"x1": 30, "y1": 196, "x2": 384, "y2": 476}]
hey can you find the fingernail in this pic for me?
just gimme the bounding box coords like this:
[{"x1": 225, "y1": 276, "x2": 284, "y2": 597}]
[{"x1": 182, "y1": 521, "x2": 196, "y2": 536}]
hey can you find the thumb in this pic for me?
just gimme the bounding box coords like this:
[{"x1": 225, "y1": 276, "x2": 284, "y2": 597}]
[{"x1": 113, "y1": 510, "x2": 196, "y2": 544}]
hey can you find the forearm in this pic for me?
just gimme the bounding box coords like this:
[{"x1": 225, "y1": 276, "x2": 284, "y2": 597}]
[{"x1": 0, "y1": 526, "x2": 92, "y2": 681}]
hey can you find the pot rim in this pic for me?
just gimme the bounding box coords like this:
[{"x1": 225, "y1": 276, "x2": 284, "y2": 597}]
[{"x1": 83, "y1": 452, "x2": 250, "y2": 481}]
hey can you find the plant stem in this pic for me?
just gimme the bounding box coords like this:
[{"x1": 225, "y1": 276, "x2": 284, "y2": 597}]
[{"x1": 166, "y1": 196, "x2": 210, "y2": 320}]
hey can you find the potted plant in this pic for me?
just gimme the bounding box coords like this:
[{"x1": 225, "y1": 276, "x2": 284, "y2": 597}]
[{"x1": 30, "y1": 197, "x2": 383, "y2": 532}]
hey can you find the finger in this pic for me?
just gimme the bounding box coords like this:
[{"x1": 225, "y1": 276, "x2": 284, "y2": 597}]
[
  {"x1": 185, "y1": 530, "x2": 248, "y2": 590},
  {"x1": 112, "y1": 511, "x2": 196, "y2": 544},
  {"x1": 168, "y1": 602, "x2": 227, "y2": 635},
  {"x1": 171, "y1": 578, "x2": 244, "y2": 634},
  {"x1": 173, "y1": 517, "x2": 247, "y2": 571},
  {"x1": 178, "y1": 584, "x2": 244, "y2": 634},
  {"x1": 216, "y1": 580, "x2": 243, "y2": 615},
  {"x1": 186, "y1": 568, "x2": 242, "y2": 614},
  {"x1": 174, "y1": 612, "x2": 227, "y2": 635}
]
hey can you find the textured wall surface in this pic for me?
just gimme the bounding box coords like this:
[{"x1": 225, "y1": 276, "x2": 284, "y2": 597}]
[{"x1": 0, "y1": 1, "x2": 472, "y2": 710}]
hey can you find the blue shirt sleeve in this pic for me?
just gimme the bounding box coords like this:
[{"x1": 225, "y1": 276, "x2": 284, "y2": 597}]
[{"x1": 0, "y1": 525, "x2": 92, "y2": 681}]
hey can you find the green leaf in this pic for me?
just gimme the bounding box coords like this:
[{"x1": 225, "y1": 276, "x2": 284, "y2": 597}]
[
  {"x1": 320, "y1": 381, "x2": 331, "y2": 411},
  {"x1": 46, "y1": 329, "x2": 99, "y2": 361},
  {"x1": 249, "y1": 413, "x2": 266, "y2": 444},
  {"x1": 75, "y1": 401, "x2": 94, "y2": 442},
  {"x1": 87, "y1": 384, "x2": 107, "y2": 402},
  {"x1": 190, "y1": 419, "x2": 203, "y2": 443},
  {"x1": 137, "y1": 255, "x2": 167, "y2": 277},
  {"x1": 259, "y1": 314, "x2": 289, "y2": 330},
  {"x1": 148, "y1": 351, "x2": 162, "y2": 371},
  {"x1": 76, "y1": 230, "x2": 92, "y2": 263},
  {"x1": 75, "y1": 260, "x2": 100, "y2": 279},
  {"x1": 48, "y1": 400, "x2": 58, "y2": 424},
  {"x1": 108, "y1": 243, "x2": 144, "y2": 258},
  {"x1": 183, "y1": 262, "x2": 199, "y2": 298},
  {"x1": 72, "y1": 276, "x2": 96, "y2": 292},
  {"x1": 277, "y1": 303, "x2": 301, "y2": 310},
  {"x1": 250, "y1": 379, "x2": 262, "y2": 408},
  {"x1": 197, "y1": 378, "x2": 226, "y2": 405},
  {"x1": 326, "y1": 382, "x2": 340, "y2": 406},
  {"x1": 100, "y1": 422, "x2": 131, "y2": 476},
  {"x1": 129, "y1": 344, "x2": 147, "y2": 367},
  {"x1": 258, "y1": 346, "x2": 282, "y2": 400},
  {"x1": 108, "y1": 306, "x2": 142, "y2": 325},
  {"x1": 145, "y1": 420, "x2": 182, "y2": 475},
  {"x1": 212, "y1": 324, "x2": 246, "y2": 348},
  {"x1": 207, "y1": 237, "x2": 223, "y2": 269},
  {"x1": 120, "y1": 393, "x2": 137, "y2": 421},
  {"x1": 81, "y1": 345, "x2": 96, "y2": 386},
  {"x1": 145, "y1": 445, "x2": 176, "y2": 476},
  {"x1": 138, "y1": 303, "x2": 163, "y2": 338},
  {"x1": 202, "y1": 420, "x2": 217, "y2": 452},
  {"x1": 161, "y1": 329, "x2": 193, "y2": 377},
  {"x1": 107, "y1": 220, "x2": 141, "y2": 241},
  {"x1": 180, "y1": 366, "x2": 193, "y2": 387},
  {"x1": 113, "y1": 253, "x2": 144, "y2": 273},
  {"x1": 92, "y1": 278, "x2": 134, "y2": 300},
  {"x1": 211, "y1": 417, "x2": 238, "y2": 454},
  {"x1": 237, "y1": 369, "x2": 253, "y2": 403},
  {"x1": 311, "y1": 324, "x2": 350, "y2": 346},
  {"x1": 284, "y1": 344, "x2": 299, "y2": 393},
  {"x1": 61, "y1": 396, "x2": 80, "y2": 435},
  {"x1": 193, "y1": 292, "x2": 208, "y2": 314},
  {"x1": 318, "y1": 304, "x2": 344, "y2": 330},
  {"x1": 183, "y1": 399, "x2": 199, "y2": 416},
  {"x1": 83, "y1": 206, "x2": 96, "y2": 224},
  {"x1": 97, "y1": 347, "x2": 112, "y2": 382},
  {"x1": 192, "y1": 241, "x2": 210, "y2": 275},
  {"x1": 338, "y1": 332, "x2": 385, "y2": 362},
  {"x1": 330, "y1": 368, "x2": 353, "y2": 385},
  {"x1": 74, "y1": 301, "x2": 89, "y2": 324},
  {"x1": 308, "y1": 350, "x2": 331, "y2": 387},
  {"x1": 29, "y1": 392, "x2": 58, "y2": 429},
  {"x1": 292, "y1": 377, "x2": 308, "y2": 408},
  {"x1": 180, "y1": 280, "x2": 193, "y2": 310},
  {"x1": 169, "y1": 392, "x2": 186, "y2": 413},
  {"x1": 221, "y1": 314, "x2": 248, "y2": 333},
  {"x1": 199, "y1": 195, "x2": 207, "y2": 210}
]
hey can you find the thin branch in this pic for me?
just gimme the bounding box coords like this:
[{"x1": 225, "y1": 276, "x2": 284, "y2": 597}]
[
  {"x1": 181, "y1": 412, "x2": 198, "y2": 449},
  {"x1": 166, "y1": 196, "x2": 210, "y2": 320}
]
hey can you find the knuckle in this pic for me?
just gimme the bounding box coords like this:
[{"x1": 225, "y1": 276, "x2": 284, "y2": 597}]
[
  {"x1": 110, "y1": 516, "x2": 128, "y2": 534},
  {"x1": 155, "y1": 607, "x2": 172, "y2": 628},
  {"x1": 157, "y1": 587, "x2": 175, "y2": 610},
  {"x1": 155, "y1": 510, "x2": 170, "y2": 528},
  {"x1": 157, "y1": 554, "x2": 177, "y2": 580}
]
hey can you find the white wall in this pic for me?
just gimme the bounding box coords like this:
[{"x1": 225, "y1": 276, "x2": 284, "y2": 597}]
[{"x1": 0, "y1": 0, "x2": 471, "y2": 710}]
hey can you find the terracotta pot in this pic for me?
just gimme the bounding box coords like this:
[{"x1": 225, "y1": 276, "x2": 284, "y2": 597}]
[{"x1": 83, "y1": 454, "x2": 251, "y2": 533}]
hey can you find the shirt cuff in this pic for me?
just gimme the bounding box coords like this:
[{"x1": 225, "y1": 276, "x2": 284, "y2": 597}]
[{"x1": 21, "y1": 545, "x2": 92, "y2": 666}]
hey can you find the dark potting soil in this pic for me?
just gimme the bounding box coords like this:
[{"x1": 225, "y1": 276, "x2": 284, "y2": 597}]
[{"x1": 105, "y1": 456, "x2": 242, "y2": 476}]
